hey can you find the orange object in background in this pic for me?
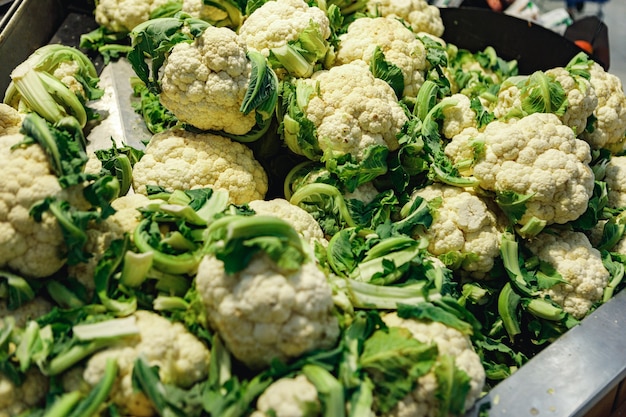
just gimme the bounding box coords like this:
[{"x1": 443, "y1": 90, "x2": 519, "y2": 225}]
[{"x1": 574, "y1": 39, "x2": 594, "y2": 54}]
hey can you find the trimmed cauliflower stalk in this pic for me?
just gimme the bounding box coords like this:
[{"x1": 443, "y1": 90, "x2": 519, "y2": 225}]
[
  {"x1": 248, "y1": 198, "x2": 327, "y2": 247},
  {"x1": 411, "y1": 184, "x2": 502, "y2": 279},
  {"x1": 446, "y1": 113, "x2": 594, "y2": 227},
  {"x1": 0, "y1": 103, "x2": 22, "y2": 136},
  {"x1": 159, "y1": 26, "x2": 257, "y2": 135},
  {"x1": 381, "y1": 312, "x2": 486, "y2": 417},
  {"x1": 132, "y1": 128, "x2": 268, "y2": 204},
  {"x1": 526, "y1": 229, "x2": 610, "y2": 319},
  {"x1": 580, "y1": 62, "x2": 626, "y2": 153},
  {"x1": 82, "y1": 310, "x2": 211, "y2": 417},
  {"x1": 195, "y1": 252, "x2": 340, "y2": 370},
  {"x1": 365, "y1": 0, "x2": 445, "y2": 37},
  {"x1": 238, "y1": 0, "x2": 330, "y2": 58},
  {"x1": 0, "y1": 134, "x2": 79, "y2": 278},
  {"x1": 0, "y1": 369, "x2": 49, "y2": 417},
  {"x1": 67, "y1": 193, "x2": 151, "y2": 296},
  {"x1": 335, "y1": 17, "x2": 427, "y2": 99},
  {"x1": 250, "y1": 374, "x2": 321, "y2": 417},
  {"x1": 545, "y1": 66, "x2": 598, "y2": 136}
]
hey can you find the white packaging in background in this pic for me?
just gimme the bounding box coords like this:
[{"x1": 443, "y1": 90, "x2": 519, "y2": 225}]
[
  {"x1": 504, "y1": 0, "x2": 541, "y2": 20},
  {"x1": 537, "y1": 8, "x2": 573, "y2": 35}
]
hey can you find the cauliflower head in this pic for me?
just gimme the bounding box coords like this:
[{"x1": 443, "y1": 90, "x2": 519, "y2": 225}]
[
  {"x1": 82, "y1": 310, "x2": 211, "y2": 417},
  {"x1": 380, "y1": 312, "x2": 485, "y2": 417},
  {"x1": 441, "y1": 93, "x2": 478, "y2": 140},
  {"x1": 302, "y1": 61, "x2": 408, "y2": 161},
  {"x1": 411, "y1": 184, "x2": 502, "y2": 279},
  {"x1": 248, "y1": 198, "x2": 327, "y2": 247},
  {"x1": 238, "y1": 0, "x2": 330, "y2": 57},
  {"x1": 67, "y1": 193, "x2": 151, "y2": 296},
  {"x1": 159, "y1": 26, "x2": 257, "y2": 135},
  {"x1": 250, "y1": 374, "x2": 321, "y2": 417},
  {"x1": 132, "y1": 128, "x2": 268, "y2": 205},
  {"x1": 0, "y1": 103, "x2": 22, "y2": 136},
  {"x1": 604, "y1": 155, "x2": 626, "y2": 209},
  {"x1": 335, "y1": 17, "x2": 427, "y2": 99},
  {"x1": 545, "y1": 66, "x2": 598, "y2": 136},
  {"x1": 526, "y1": 229, "x2": 609, "y2": 319},
  {"x1": 0, "y1": 133, "x2": 80, "y2": 278},
  {"x1": 195, "y1": 253, "x2": 340, "y2": 370},
  {"x1": 446, "y1": 113, "x2": 594, "y2": 226},
  {"x1": 580, "y1": 62, "x2": 626, "y2": 153},
  {"x1": 94, "y1": 0, "x2": 173, "y2": 33},
  {"x1": 366, "y1": 0, "x2": 444, "y2": 36},
  {"x1": 0, "y1": 368, "x2": 49, "y2": 417}
]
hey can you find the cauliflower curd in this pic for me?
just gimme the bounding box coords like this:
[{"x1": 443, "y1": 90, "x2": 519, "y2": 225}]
[
  {"x1": 302, "y1": 61, "x2": 408, "y2": 160},
  {"x1": 196, "y1": 253, "x2": 340, "y2": 370},
  {"x1": 446, "y1": 113, "x2": 595, "y2": 226},
  {"x1": 159, "y1": 25, "x2": 257, "y2": 135},
  {"x1": 132, "y1": 128, "x2": 268, "y2": 204}
]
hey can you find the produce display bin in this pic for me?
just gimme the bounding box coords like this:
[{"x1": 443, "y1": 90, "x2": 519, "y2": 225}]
[{"x1": 1, "y1": 1, "x2": 625, "y2": 416}]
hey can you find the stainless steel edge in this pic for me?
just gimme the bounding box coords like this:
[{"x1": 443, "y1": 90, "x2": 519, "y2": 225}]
[
  {"x1": 464, "y1": 288, "x2": 626, "y2": 417},
  {"x1": 86, "y1": 58, "x2": 151, "y2": 153},
  {"x1": 0, "y1": 0, "x2": 67, "y2": 94}
]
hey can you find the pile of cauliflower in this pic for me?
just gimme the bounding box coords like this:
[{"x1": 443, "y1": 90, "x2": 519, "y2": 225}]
[{"x1": 2, "y1": 0, "x2": 626, "y2": 415}]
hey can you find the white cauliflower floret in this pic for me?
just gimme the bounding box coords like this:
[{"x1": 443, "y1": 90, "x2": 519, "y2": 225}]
[
  {"x1": 52, "y1": 60, "x2": 86, "y2": 99},
  {"x1": 159, "y1": 26, "x2": 257, "y2": 135},
  {"x1": 238, "y1": 0, "x2": 330, "y2": 57},
  {"x1": 250, "y1": 374, "x2": 321, "y2": 417},
  {"x1": 195, "y1": 253, "x2": 340, "y2": 370},
  {"x1": 67, "y1": 193, "x2": 151, "y2": 296},
  {"x1": 0, "y1": 134, "x2": 85, "y2": 278},
  {"x1": 0, "y1": 368, "x2": 49, "y2": 417},
  {"x1": 302, "y1": 61, "x2": 408, "y2": 161},
  {"x1": 344, "y1": 181, "x2": 380, "y2": 204},
  {"x1": 580, "y1": 62, "x2": 626, "y2": 153},
  {"x1": 335, "y1": 17, "x2": 427, "y2": 99},
  {"x1": 94, "y1": 0, "x2": 173, "y2": 33},
  {"x1": 545, "y1": 66, "x2": 598, "y2": 136},
  {"x1": 132, "y1": 128, "x2": 268, "y2": 205},
  {"x1": 380, "y1": 313, "x2": 485, "y2": 417},
  {"x1": 83, "y1": 310, "x2": 211, "y2": 417},
  {"x1": 366, "y1": 0, "x2": 444, "y2": 36},
  {"x1": 248, "y1": 198, "x2": 327, "y2": 247},
  {"x1": 446, "y1": 113, "x2": 594, "y2": 226},
  {"x1": 604, "y1": 155, "x2": 626, "y2": 209},
  {"x1": 0, "y1": 103, "x2": 22, "y2": 136},
  {"x1": 441, "y1": 94, "x2": 478, "y2": 140},
  {"x1": 526, "y1": 229, "x2": 609, "y2": 319},
  {"x1": 411, "y1": 184, "x2": 502, "y2": 279}
]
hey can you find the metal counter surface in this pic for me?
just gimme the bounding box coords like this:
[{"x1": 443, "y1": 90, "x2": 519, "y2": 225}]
[{"x1": 465, "y1": 288, "x2": 626, "y2": 417}]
